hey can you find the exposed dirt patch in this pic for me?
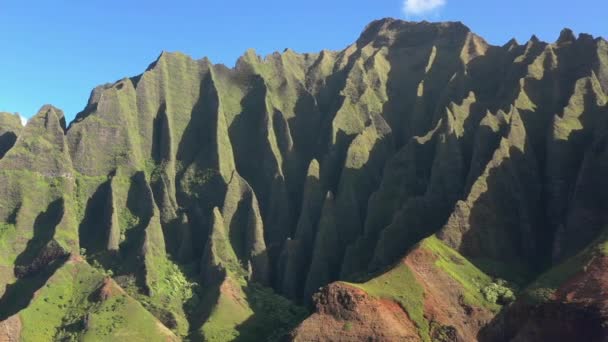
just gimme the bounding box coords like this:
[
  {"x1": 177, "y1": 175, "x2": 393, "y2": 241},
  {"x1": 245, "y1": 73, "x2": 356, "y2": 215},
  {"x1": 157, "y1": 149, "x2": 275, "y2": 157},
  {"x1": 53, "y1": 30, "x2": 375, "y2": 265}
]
[
  {"x1": 404, "y1": 246, "x2": 495, "y2": 342},
  {"x1": 556, "y1": 255, "x2": 608, "y2": 305},
  {"x1": 68, "y1": 254, "x2": 85, "y2": 264},
  {"x1": 290, "y1": 283, "x2": 419, "y2": 341},
  {"x1": 291, "y1": 243, "x2": 498, "y2": 342},
  {"x1": 0, "y1": 315, "x2": 21, "y2": 342},
  {"x1": 480, "y1": 256, "x2": 608, "y2": 342},
  {"x1": 94, "y1": 277, "x2": 125, "y2": 302},
  {"x1": 220, "y1": 277, "x2": 248, "y2": 308}
]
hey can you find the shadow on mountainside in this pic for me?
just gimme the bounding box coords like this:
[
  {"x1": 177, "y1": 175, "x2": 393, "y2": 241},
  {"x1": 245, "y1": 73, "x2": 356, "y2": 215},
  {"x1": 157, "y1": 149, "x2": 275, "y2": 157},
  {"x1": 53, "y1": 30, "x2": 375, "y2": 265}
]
[
  {"x1": 0, "y1": 131, "x2": 18, "y2": 159},
  {"x1": 78, "y1": 178, "x2": 112, "y2": 254},
  {"x1": 233, "y1": 284, "x2": 308, "y2": 342},
  {"x1": 0, "y1": 199, "x2": 68, "y2": 321}
]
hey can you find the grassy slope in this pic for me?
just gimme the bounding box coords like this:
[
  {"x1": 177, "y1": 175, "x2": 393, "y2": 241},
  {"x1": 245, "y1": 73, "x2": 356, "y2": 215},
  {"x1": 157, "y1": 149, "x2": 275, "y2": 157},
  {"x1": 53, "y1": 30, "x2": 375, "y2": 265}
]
[
  {"x1": 201, "y1": 282, "x2": 307, "y2": 342},
  {"x1": 199, "y1": 208, "x2": 307, "y2": 341},
  {"x1": 16, "y1": 259, "x2": 176, "y2": 341},
  {"x1": 525, "y1": 228, "x2": 608, "y2": 303},
  {"x1": 422, "y1": 236, "x2": 501, "y2": 312},
  {"x1": 348, "y1": 263, "x2": 429, "y2": 340},
  {"x1": 348, "y1": 236, "x2": 501, "y2": 341}
]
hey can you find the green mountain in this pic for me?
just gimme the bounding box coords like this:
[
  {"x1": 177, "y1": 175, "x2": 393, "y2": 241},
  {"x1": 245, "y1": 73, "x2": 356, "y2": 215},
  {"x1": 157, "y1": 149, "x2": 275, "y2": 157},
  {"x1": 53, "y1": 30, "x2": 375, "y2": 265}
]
[{"x1": 1, "y1": 18, "x2": 608, "y2": 341}]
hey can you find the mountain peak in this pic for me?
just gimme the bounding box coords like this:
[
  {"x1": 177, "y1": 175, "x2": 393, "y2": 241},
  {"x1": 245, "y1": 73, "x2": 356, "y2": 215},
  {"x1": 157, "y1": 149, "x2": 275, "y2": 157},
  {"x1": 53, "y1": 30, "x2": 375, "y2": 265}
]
[
  {"x1": 357, "y1": 19, "x2": 471, "y2": 47},
  {"x1": 36, "y1": 104, "x2": 66, "y2": 132},
  {"x1": 503, "y1": 38, "x2": 519, "y2": 48},
  {"x1": 557, "y1": 28, "x2": 576, "y2": 44}
]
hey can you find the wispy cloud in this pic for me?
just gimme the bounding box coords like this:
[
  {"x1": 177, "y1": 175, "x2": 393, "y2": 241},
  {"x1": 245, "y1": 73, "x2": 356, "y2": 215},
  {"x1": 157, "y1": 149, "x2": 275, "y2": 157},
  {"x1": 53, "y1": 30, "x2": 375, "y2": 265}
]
[
  {"x1": 403, "y1": 0, "x2": 446, "y2": 16},
  {"x1": 19, "y1": 114, "x2": 28, "y2": 126}
]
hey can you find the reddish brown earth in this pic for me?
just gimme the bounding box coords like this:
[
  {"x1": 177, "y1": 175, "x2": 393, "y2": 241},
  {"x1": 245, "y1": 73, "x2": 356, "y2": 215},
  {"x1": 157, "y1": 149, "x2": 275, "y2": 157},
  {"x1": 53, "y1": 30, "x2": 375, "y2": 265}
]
[
  {"x1": 481, "y1": 256, "x2": 608, "y2": 342},
  {"x1": 556, "y1": 255, "x2": 608, "y2": 304},
  {"x1": 291, "y1": 244, "x2": 497, "y2": 342},
  {"x1": 96, "y1": 277, "x2": 125, "y2": 301},
  {"x1": 404, "y1": 247, "x2": 495, "y2": 342},
  {"x1": 0, "y1": 315, "x2": 20, "y2": 342},
  {"x1": 290, "y1": 283, "x2": 420, "y2": 341}
]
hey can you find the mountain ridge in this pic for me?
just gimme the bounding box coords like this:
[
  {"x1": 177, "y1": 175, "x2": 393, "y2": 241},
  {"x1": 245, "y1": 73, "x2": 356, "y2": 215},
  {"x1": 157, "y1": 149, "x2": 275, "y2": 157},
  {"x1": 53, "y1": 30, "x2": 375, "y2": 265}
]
[{"x1": 1, "y1": 18, "x2": 608, "y2": 341}]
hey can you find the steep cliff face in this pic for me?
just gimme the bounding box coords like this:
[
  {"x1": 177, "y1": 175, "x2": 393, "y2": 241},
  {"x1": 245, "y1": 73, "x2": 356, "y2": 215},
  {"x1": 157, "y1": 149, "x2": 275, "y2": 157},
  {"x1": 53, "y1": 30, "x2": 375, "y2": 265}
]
[
  {"x1": 1, "y1": 18, "x2": 608, "y2": 341},
  {"x1": 0, "y1": 113, "x2": 22, "y2": 159}
]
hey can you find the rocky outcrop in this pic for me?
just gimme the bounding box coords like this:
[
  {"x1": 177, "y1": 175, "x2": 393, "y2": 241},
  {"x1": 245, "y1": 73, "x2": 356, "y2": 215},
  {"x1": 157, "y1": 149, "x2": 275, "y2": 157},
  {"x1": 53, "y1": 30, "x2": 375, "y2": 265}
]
[
  {"x1": 290, "y1": 283, "x2": 420, "y2": 341},
  {"x1": 294, "y1": 237, "x2": 499, "y2": 341}
]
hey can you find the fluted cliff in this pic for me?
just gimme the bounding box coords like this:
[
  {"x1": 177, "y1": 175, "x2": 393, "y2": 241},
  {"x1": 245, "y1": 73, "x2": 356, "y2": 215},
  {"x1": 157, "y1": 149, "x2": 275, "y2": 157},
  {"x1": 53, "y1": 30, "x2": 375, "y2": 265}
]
[{"x1": 1, "y1": 19, "x2": 608, "y2": 341}]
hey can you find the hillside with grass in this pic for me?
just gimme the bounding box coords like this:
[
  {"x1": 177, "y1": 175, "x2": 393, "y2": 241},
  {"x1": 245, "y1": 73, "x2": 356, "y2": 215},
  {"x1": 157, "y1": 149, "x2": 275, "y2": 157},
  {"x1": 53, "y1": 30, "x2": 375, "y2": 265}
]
[{"x1": 1, "y1": 18, "x2": 608, "y2": 341}]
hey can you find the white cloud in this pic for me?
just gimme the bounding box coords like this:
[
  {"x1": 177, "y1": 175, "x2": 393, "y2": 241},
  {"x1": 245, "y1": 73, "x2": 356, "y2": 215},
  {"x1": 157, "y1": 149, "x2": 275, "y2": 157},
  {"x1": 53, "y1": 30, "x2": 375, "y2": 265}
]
[
  {"x1": 403, "y1": 0, "x2": 446, "y2": 16},
  {"x1": 18, "y1": 115, "x2": 28, "y2": 126}
]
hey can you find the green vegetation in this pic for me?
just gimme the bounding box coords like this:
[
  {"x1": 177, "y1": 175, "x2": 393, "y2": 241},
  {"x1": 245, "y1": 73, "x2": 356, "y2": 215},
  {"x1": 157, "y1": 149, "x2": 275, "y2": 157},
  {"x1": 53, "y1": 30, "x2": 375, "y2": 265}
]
[
  {"x1": 200, "y1": 283, "x2": 250, "y2": 341},
  {"x1": 0, "y1": 222, "x2": 14, "y2": 239},
  {"x1": 422, "y1": 236, "x2": 502, "y2": 312},
  {"x1": 16, "y1": 261, "x2": 177, "y2": 341},
  {"x1": 481, "y1": 280, "x2": 516, "y2": 305},
  {"x1": 348, "y1": 263, "x2": 429, "y2": 341},
  {"x1": 201, "y1": 282, "x2": 307, "y2": 342},
  {"x1": 1, "y1": 19, "x2": 608, "y2": 342},
  {"x1": 82, "y1": 291, "x2": 175, "y2": 342},
  {"x1": 525, "y1": 228, "x2": 608, "y2": 303},
  {"x1": 525, "y1": 252, "x2": 588, "y2": 303},
  {"x1": 118, "y1": 209, "x2": 139, "y2": 241},
  {"x1": 135, "y1": 259, "x2": 198, "y2": 338}
]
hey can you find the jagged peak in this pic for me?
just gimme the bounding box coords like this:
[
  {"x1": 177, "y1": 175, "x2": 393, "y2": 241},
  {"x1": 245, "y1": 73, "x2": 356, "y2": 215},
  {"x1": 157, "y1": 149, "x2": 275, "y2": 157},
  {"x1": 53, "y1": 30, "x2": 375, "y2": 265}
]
[
  {"x1": 234, "y1": 48, "x2": 264, "y2": 71},
  {"x1": 503, "y1": 38, "x2": 519, "y2": 49},
  {"x1": 461, "y1": 32, "x2": 490, "y2": 63},
  {"x1": 33, "y1": 105, "x2": 67, "y2": 133},
  {"x1": 145, "y1": 50, "x2": 198, "y2": 72},
  {"x1": 529, "y1": 34, "x2": 541, "y2": 44},
  {"x1": 244, "y1": 48, "x2": 261, "y2": 61},
  {"x1": 0, "y1": 112, "x2": 24, "y2": 127},
  {"x1": 69, "y1": 83, "x2": 114, "y2": 128},
  {"x1": 157, "y1": 50, "x2": 192, "y2": 61},
  {"x1": 578, "y1": 32, "x2": 596, "y2": 43},
  {"x1": 145, "y1": 51, "x2": 168, "y2": 71},
  {"x1": 357, "y1": 18, "x2": 471, "y2": 47},
  {"x1": 557, "y1": 28, "x2": 576, "y2": 44},
  {"x1": 517, "y1": 34, "x2": 547, "y2": 61},
  {"x1": 361, "y1": 18, "x2": 470, "y2": 34}
]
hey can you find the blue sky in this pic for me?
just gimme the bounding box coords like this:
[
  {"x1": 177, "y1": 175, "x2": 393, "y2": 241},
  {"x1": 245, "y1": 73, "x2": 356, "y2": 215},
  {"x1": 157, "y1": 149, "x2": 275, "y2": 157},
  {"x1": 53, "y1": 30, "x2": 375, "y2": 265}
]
[{"x1": 1, "y1": 0, "x2": 607, "y2": 122}]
